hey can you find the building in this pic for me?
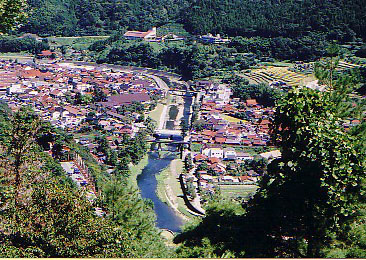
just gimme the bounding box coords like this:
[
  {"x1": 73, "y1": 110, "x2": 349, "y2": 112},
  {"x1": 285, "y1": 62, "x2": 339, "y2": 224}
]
[
  {"x1": 202, "y1": 147, "x2": 224, "y2": 159},
  {"x1": 124, "y1": 27, "x2": 157, "y2": 41},
  {"x1": 200, "y1": 33, "x2": 230, "y2": 44},
  {"x1": 37, "y1": 50, "x2": 55, "y2": 59}
]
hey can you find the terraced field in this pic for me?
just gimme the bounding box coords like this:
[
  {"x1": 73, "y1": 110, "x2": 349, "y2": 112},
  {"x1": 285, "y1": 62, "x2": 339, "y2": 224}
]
[
  {"x1": 241, "y1": 66, "x2": 312, "y2": 87},
  {"x1": 337, "y1": 61, "x2": 364, "y2": 70},
  {"x1": 241, "y1": 60, "x2": 366, "y2": 87}
]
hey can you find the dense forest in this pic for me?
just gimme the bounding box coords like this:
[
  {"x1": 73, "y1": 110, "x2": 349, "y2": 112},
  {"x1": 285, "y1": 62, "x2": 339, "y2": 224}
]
[
  {"x1": 19, "y1": 0, "x2": 188, "y2": 36},
  {"x1": 16, "y1": 0, "x2": 366, "y2": 42}
]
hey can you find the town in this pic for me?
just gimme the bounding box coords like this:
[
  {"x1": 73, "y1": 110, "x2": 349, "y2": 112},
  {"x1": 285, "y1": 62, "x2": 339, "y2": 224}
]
[{"x1": 0, "y1": 51, "x2": 284, "y2": 217}]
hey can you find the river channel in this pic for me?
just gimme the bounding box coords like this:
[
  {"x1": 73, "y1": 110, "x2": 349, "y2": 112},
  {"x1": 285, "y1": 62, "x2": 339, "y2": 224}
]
[
  {"x1": 137, "y1": 152, "x2": 183, "y2": 232},
  {"x1": 137, "y1": 93, "x2": 193, "y2": 233}
]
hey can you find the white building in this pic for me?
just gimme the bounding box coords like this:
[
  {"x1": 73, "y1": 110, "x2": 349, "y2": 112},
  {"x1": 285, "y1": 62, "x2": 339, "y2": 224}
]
[{"x1": 202, "y1": 147, "x2": 224, "y2": 158}]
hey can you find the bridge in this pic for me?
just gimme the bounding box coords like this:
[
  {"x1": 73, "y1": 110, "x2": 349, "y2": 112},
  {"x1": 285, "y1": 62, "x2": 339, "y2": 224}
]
[
  {"x1": 154, "y1": 129, "x2": 182, "y2": 137},
  {"x1": 146, "y1": 139, "x2": 189, "y2": 145}
]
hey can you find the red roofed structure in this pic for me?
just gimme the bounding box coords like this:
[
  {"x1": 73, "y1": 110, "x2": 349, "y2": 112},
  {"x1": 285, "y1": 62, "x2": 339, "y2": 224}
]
[
  {"x1": 246, "y1": 99, "x2": 258, "y2": 107},
  {"x1": 124, "y1": 27, "x2": 157, "y2": 41}
]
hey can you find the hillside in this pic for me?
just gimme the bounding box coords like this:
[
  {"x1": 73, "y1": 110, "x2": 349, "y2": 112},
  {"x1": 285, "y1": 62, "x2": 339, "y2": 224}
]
[
  {"x1": 20, "y1": 0, "x2": 188, "y2": 36},
  {"x1": 18, "y1": 0, "x2": 366, "y2": 42}
]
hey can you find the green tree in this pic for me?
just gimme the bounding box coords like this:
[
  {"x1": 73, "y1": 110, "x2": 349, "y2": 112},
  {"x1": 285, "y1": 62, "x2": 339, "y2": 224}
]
[
  {"x1": 240, "y1": 86, "x2": 366, "y2": 257},
  {"x1": 0, "y1": 0, "x2": 27, "y2": 33},
  {"x1": 101, "y1": 177, "x2": 172, "y2": 258}
]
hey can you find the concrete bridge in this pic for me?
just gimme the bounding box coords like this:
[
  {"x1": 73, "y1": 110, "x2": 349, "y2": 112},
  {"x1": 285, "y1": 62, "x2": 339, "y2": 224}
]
[{"x1": 154, "y1": 129, "x2": 182, "y2": 138}]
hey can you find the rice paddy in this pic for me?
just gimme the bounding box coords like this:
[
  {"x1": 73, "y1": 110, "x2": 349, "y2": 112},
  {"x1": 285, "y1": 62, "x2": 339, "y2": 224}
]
[{"x1": 240, "y1": 60, "x2": 365, "y2": 87}]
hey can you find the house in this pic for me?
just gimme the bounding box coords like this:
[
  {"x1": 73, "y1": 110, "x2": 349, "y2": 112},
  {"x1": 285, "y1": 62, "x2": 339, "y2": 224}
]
[
  {"x1": 62, "y1": 106, "x2": 85, "y2": 117},
  {"x1": 223, "y1": 148, "x2": 237, "y2": 160},
  {"x1": 202, "y1": 147, "x2": 223, "y2": 158},
  {"x1": 236, "y1": 152, "x2": 253, "y2": 161},
  {"x1": 246, "y1": 99, "x2": 258, "y2": 107},
  {"x1": 105, "y1": 93, "x2": 150, "y2": 106},
  {"x1": 194, "y1": 154, "x2": 208, "y2": 162},
  {"x1": 124, "y1": 27, "x2": 157, "y2": 41},
  {"x1": 238, "y1": 175, "x2": 254, "y2": 183},
  {"x1": 37, "y1": 50, "x2": 55, "y2": 58},
  {"x1": 208, "y1": 157, "x2": 221, "y2": 164}
]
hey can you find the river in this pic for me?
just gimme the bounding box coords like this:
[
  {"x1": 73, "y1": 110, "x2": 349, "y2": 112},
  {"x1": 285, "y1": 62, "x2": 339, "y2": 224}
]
[
  {"x1": 137, "y1": 152, "x2": 183, "y2": 232},
  {"x1": 137, "y1": 93, "x2": 193, "y2": 233}
]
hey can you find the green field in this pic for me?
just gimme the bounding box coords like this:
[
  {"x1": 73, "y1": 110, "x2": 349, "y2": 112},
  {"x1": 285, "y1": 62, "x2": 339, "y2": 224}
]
[
  {"x1": 48, "y1": 36, "x2": 110, "y2": 50},
  {"x1": 220, "y1": 184, "x2": 258, "y2": 200},
  {"x1": 148, "y1": 103, "x2": 165, "y2": 126}
]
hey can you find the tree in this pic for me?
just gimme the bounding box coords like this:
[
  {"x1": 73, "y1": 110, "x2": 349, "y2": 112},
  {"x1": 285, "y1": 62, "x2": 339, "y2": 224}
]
[
  {"x1": 180, "y1": 119, "x2": 189, "y2": 138},
  {"x1": 101, "y1": 177, "x2": 172, "y2": 258},
  {"x1": 184, "y1": 153, "x2": 193, "y2": 172},
  {"x1": 0, "y1": 0, "x2": 27, "y2": 33},
  {"x1": 5, "y1": 107, "x2": 40, "y2": 205},
  {"x1": 240, "y1": 86, "x2": 366, "y2": 257},
  {"x1": 0, "y1": 179, "x2": 129, "y2": 257},
  {"x1": 0, "y1": 107, "x2": 135, "y2": 257}
]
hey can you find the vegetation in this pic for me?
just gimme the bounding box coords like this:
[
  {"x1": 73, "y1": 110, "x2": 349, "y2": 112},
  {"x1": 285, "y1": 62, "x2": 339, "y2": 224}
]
[
  {"x1": 182, "y1": 0, "x2": 366, "y2": 41},
  {"x1": 0, "y1": 105, "x2": 171, "y2": 257},
  {"x1": 224, "y1": 75, "x2": 281, "y2": 106},
  {"x1": 19, "y1": 0, "x2": 188, "y2": 36},
  {"x1": 0, "y1": 0, "x2": 27, "y2": 33}
]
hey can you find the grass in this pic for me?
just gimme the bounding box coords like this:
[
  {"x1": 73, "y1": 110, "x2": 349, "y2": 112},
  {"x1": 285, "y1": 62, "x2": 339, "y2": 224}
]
[
  {"x1": 48, "y1": 36, "x2": 109, "y2": 50},
  {"x1": 0, "y1": 52, "x2": 33, "y2": 60},
  {"x1": 168, "y1": 105, "x2": 179, "y2": 120},
  {"x1": 128, "y1": 155, "x2": 149, "y2": 189},
  {"x1": 241, "y1": 65, "x2": 315, "y2": 87},
  {"x1": 220, "y1": 184, "x2": 258, "y2": 200},
  {"x1": 156, "y1": 159, "x2": 193, "y2": 221},
  {"x1": 148, "y1": 103, "x2": 165, "y2": 126},
  {"x1": 157, "y1": 23, "x2": 191, "y2": 37},
  {"x1": 191, "y1": 143, "x2": 203, "y2": 152}
]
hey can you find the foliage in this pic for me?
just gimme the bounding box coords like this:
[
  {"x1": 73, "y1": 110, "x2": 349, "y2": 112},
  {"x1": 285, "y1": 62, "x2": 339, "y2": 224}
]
[
  {"x1": 0, "y1": 36, "x2": 49, "y2": 54},
  {"x1": 229, "y1": 34, "x2": 328, "y2": 61},
  {"x1": 226, "y1": 75, "x2": 281, "y2": 106},
  {"x1": 101, "y1": 176, "x2": 172, "y2": 257},
  {"x1": 19, "y1": 0, "x2": 188, "y2": 36},
  {"x1": 174, "y1": 199, "x2": 245, "y2": 258},
  {"x1": 0, "y1": 0, "x2": 27, "y2": 33},
  {"x1": 91, "y1": 40, "x2": 256, "y2": 80},
  {"x1": 184, "y1": 153, "x2": 193, "y2": 172},
  {"x1": 182, "y1": 0, "x2": 365, "y2": 41}
]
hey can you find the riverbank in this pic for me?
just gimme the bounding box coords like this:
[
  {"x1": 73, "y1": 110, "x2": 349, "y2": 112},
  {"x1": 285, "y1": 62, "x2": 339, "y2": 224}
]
[
  {"x1": 128, "y1": 155, "x2": 149, "y2": 190},
  {"x1": 156, "y1": 158, "x2": 195, "y2": 222}
]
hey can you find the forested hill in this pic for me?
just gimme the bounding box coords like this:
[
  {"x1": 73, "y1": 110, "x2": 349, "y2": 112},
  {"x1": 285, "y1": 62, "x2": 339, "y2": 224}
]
[
  {"x1": 20, "y1": 0, "x2": 188, "y2": 36},
  {"x1": 181, "y1": 0, "x2": 366, "y2": 41},
  {"x1": 18, "y1": 0, "x2": 366, "y2": 40}
]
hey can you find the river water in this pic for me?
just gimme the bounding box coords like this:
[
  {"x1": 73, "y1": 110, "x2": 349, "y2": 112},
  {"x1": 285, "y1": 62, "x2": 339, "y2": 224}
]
[
  {"x1": 137, "y1": 152, "x2": 183, "y2": 232},
  {"x1": 136, "y1": 93, "x2": 193, "y2": 233}
]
